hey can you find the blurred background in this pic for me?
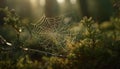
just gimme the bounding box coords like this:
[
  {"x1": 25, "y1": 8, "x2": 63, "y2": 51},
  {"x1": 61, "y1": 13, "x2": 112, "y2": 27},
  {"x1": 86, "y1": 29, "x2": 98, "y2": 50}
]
[{"x1": 1, "y1": 0, "x2": 118, "y2": 21}]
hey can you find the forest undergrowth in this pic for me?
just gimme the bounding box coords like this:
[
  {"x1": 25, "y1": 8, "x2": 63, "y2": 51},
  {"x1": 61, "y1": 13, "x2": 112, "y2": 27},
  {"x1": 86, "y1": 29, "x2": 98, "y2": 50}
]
[{"x1": 0, "y1": 6, "x2": 120, "y2": 69}]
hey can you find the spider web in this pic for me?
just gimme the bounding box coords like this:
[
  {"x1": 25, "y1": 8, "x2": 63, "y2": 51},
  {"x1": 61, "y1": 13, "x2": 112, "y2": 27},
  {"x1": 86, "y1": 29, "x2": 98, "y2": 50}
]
[{"x1": 31, "y1": 14, "x2": 74, "y2": 55}]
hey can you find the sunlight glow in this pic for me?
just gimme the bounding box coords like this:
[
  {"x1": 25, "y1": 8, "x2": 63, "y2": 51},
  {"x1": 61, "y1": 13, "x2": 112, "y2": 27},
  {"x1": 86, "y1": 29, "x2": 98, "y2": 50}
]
[
  {"x1": 40, "y1": 0, "x2": 45, "y2": 6},
  {"x1": 70, "y1": 0, "x2": 76, "y2": 4},
  {"x1": 30, "y1": 0, "x2": 45, "y2": 7},
  {"x1": 30, "y1": 0, "x2": 37, "y2": 8},
  {"x1": 57, "y1": 0, "x2": 65, "y2": 4}
]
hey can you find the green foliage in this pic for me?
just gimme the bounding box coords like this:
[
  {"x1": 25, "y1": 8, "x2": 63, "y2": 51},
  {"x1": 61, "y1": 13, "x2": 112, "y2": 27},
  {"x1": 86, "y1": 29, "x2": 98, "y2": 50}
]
[
  {"x1": 0, "y1": 7, "x2": 22, "y2": 42},
  {"x1": 0, "y1": 7, "x2": 120, "y2": 69},
  {"x1": 41, "y1": 17, "x2": 120, "y2": 69},
  {"x1": 0, "y1": 7, "x2": 21, "y2": 26},
  {"x1": 112, "y1": 0, "x2": 120, "y2": 17}
]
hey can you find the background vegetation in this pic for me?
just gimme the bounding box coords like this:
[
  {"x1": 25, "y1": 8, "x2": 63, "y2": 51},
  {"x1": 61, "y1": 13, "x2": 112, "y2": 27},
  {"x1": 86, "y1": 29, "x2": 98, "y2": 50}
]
[{"x1": 0, "y1": 0, "x2": 120, "y2": 69}]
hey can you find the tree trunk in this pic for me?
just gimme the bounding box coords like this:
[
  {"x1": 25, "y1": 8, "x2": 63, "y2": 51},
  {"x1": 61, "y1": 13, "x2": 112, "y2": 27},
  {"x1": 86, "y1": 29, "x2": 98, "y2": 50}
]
[
  {"x1": 77, "y1": 0, "x2": 89, "y2": 17},
  {"x1": 0, "y1": 0, "x2": 7, "y2": 8},
  {"x1": 45, "y1": 0, "x2": 60, "y2": 17}
]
